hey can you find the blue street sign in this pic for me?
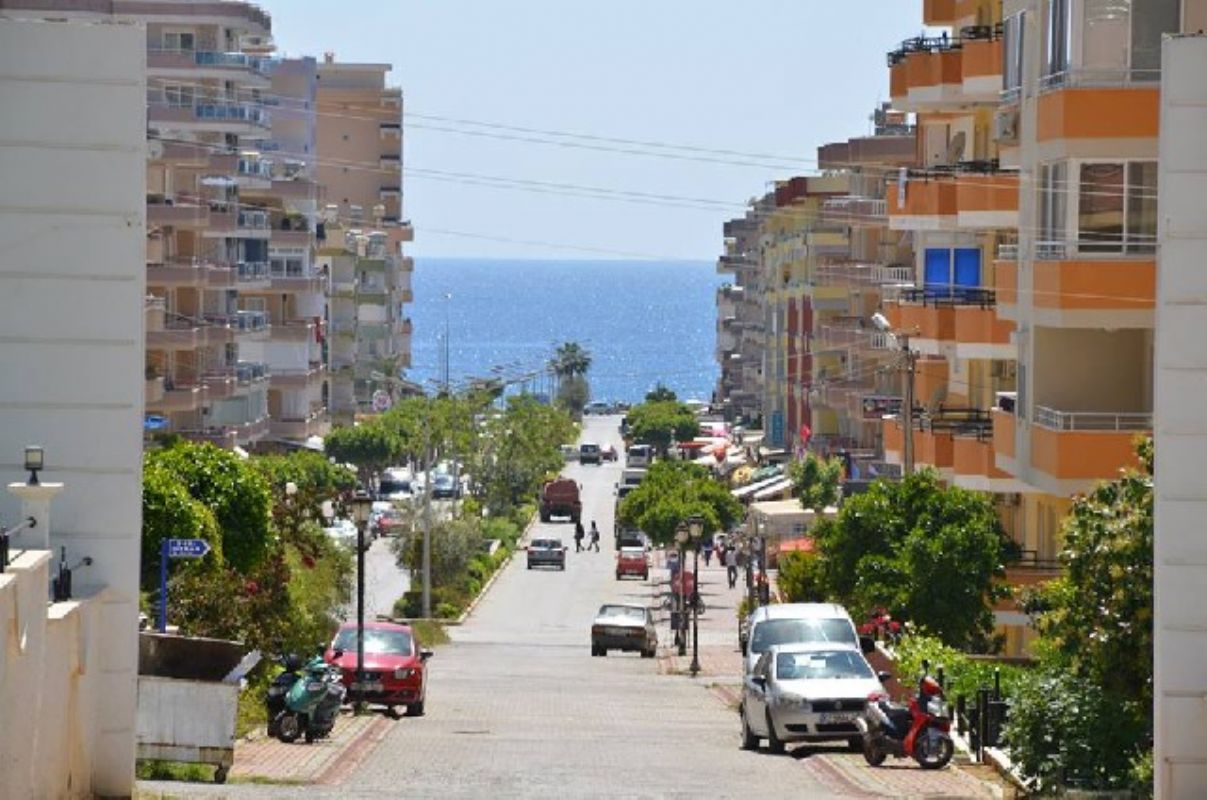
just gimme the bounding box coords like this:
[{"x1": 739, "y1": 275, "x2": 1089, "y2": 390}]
[
  {"x1": 167, "y1": 538, "x2": 211, "y2": 559},
  {"x1": 159, "y1": 538, "x2": 213, "y2": 631}
]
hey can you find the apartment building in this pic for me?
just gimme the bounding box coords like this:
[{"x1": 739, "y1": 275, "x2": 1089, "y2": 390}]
[
  {"x1": 716, "y1": 204, "x2": 770, "y2": 426},
  {"x1": 316, "y1": 55, "x2": 414, "y2": 416}
]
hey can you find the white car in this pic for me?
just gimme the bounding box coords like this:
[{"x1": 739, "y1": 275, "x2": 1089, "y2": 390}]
[
  {"x1": 742, "y1": 603, "x2": 863, "y2": 676},
  {"x1": 323, "y1": 518, "x2": 358, "y2": 549},
  {"x1": 740, "y1": 642, "x2": 888, "y2": 753},
  {"x1": 626, "y1": 444, "x2": 653, "y2": 468}
]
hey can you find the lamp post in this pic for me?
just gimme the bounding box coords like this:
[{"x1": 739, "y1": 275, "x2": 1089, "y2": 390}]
[
  {"x1": 688, "y1": 515, "x2": 705, "y2": 677},
  {"x1": 872, "y1": 311, "x2": 917, "y2": 475},
  {"x1": 350, "y1": 489, "x2": 373, "y2": 714},
  {"x1": 24, "y1": 445, "x2": 44, "y2": 486},
  {"x1": 675, "y1": 524, "x2": 688, "y2": 656}
]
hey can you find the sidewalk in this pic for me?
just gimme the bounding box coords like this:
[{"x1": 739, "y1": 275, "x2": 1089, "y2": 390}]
[
  {"x1": 650, "y1": 552, "x2": 745, "y2": 679},
  {"x1": 229, "y1": 710, "x2": 392, "y2": 785}
]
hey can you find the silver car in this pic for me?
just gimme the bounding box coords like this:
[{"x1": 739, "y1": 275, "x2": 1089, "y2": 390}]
[
  {"x1": 739, "y1": 642, "x2": 888, "y2": 753},
  {"x1": 590, "y1": 603, "x2": 657, "y2": 658}
]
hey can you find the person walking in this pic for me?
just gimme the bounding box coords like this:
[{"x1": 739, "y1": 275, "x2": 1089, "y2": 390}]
[
  {"x1": 588, "y1": 521, "x2": 601, "y2": 552},
  {"x1": 702, "y1": 539, "x2": 713, "y2": 567},
  {"x1": 725, "y1": 546, "x2": 739, "y2": 589},
  {"x1": 574, "y1": 520, "x2": 585, "y2": 552}
]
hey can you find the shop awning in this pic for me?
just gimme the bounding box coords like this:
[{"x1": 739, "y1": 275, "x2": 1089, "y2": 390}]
[
  {"x1": 752, "y1": 477, "x2": 794, "y2": 500},
  {"x1": 732, "y1": 474, "x2": 787, "y2": 499}
]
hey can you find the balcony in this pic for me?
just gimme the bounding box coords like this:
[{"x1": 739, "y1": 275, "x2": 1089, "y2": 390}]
[
  {"x1": 147, "y1": 200, "x2": 209, "y2": 228},
  {"x1": 235, "y1": 361, "x2": 270, "y2": 387},
  {"x1": 147, "y1": 320, "x2": 201, "y2": 351},
  {"x1": 270, "y1": 227, "x2": 312, "y2": 247},
  {"x1": 1030, "y1": 256, "x2": 1155, "y2": 323},
  {"x1": 270, "y1": 408, "x2": 330, "y2": 441},
  {"x1": 147, "y1": 383, "x2": 204, "y2": 413},
  {"x1": 147, "y1": 50, "x2": 269, "y2": 82},
  {"x1": 268, "y1": 320, "x2": 317, "y2": 343},
  {"x1": 379, "y1": 123, "x2": 402, "y2": 140},
  {"x1": 145, "y1": 376, "x2": 165, "y2": 405},
  {"x1": 952, "y1": 419, "x2": 1021, "y2": 490},
  {"x1": 888, "y1": 41, "x2": 964, "y2": 112},
  {"x1": 1037, "y1": 78, "x2": 1159, "y2": 143},
  {"x1": 146, "y1": 260, "x2": 219, "y2": 288},
  {"x1": 146, "y1": 297, "x2": 165, "y2": 332},
  {"x1": 954, "y1": 171, "x2": 1018, "y2": 229},
  {"x1": 888, "y1": 175, "x2": 957, "y2": 230},
  {"x1": 201, "y1": 370, "x2": 238, "y2": 400},
  {"x1": 820, "y1": 196, "x2": 887, "y2": 228},
  {"x1": 1002, "y1": 552, "x2": 1065, "y2": 598},
  {"x1": 236, "y1": 310, "x2": 270, "y2": 336},
  {"x1": 993, "y1": 251, "x2": 1018, "y2": 314},
  {"x1": 380, "y1": 185, "x2": 401, "y2": 199},
  {"x1": 269, "y1": 265, "x2": 324, "y2": 294},
  {"x1": 270, "y1": 364, "x2": 325, "y2": 390},
  {"x1": 960, "y1": 34, "x2": 1002, "y2": 102},
  {"x1": 149, "y1": 101, "x2": 269, "y2": 134},
  {"x1": 235, "y1": 260, "x2": 271, "y2": 289},
  {"x1": 1030, "y1": 406, "x2": 1151, "y2": 486},
  {"x1": 717, "y1": 254, "x2": 757, "y2": 274}
]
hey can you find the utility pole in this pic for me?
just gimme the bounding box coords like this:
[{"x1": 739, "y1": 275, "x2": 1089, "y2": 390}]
[
  {"x1": 422, "y1": 436, "x2": 433, "y2": 619},
  {"x1": 901, "y1": 333, "x2": 917, "y2": 476}
]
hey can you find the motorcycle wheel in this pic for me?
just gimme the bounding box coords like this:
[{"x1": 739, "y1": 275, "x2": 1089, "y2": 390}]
[
  {"x1": 275, "y1": 712, "x2": 301, "y2": 744},
  {"x1": 916, "y1": 729, "x2": 954, "y2": 770},
  {"x1": 862, "y1": 735, "x2": 887, "y2": 767}
]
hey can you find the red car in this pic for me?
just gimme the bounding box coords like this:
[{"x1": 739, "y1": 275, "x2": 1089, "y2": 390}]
[
  {"x1": 325, "y1": 621, "x2": 432, "y2": 716},
  {"x1": 616, "y1": 547, "x2": 649, "y2": 580}
]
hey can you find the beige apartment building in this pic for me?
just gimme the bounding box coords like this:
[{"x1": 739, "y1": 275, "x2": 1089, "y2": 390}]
[{"x1": 316, "y1": 54, "x2": 414, "y2": 418}]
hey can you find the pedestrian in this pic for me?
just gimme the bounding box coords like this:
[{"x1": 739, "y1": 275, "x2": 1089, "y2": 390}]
[
  {"x1": 725, "y1": 547, "x2": 739, "y2": 589},
  {"x1": 574, "y1": 520, "x2": 585, "y2": 552},
  {"x1": 702, "y1": 540, "x2": 713, "y2": 567},
  {"x1": 588, "y1": 521, "x2": 600, "y2": 552}
]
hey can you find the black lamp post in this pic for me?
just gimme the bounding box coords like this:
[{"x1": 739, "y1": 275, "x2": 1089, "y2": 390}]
[
  {"x1": 688, "y1": 515, "x2": 705, "y2": 677},
  {"x1": 350, "y1": 489, "x2": 373, "y2": 714},
  {"x1": 674, "y1": 523, "x2": 688, "y2": 656}
]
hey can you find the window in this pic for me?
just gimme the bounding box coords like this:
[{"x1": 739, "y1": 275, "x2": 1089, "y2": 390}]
[
  {"x1": 1002, "y1": 12, "x2": 1026, "y2": 96},
  {"x1": 1082, "y1": 0, "x2": 1129, "y2": 76},
  {"x1": 164, "y1": 85, "x2": 193, "y2": 108},
  {"x1": 1038, "y1": 162, "x2": 1068, "y2": 257},
  {"x1": 1078, "y1": 161, "x2": 1157, "y2": 254},
  {"x1": 1044, "y1": 0, "x2": 1072, "y2": 81},
  {"x1": 162, "y1": 31, "x2": 195, "y2": 51},
  {"x1": 1132, "y1": 0, "x2": 1181, "y2": 78}
]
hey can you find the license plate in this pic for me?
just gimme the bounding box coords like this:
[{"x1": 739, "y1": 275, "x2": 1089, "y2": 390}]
[
  {"x1": 818, "y1": 712, "x2": 857, "y2": 724},
  {"x1": 352, "y1": 681, "x2": 383, "y2": 692}
]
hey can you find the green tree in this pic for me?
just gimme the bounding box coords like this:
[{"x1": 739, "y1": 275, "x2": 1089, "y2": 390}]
[
  {"x1": 788, "y1": 453, "x2": 843, "y2": 511},
  {"x1": 253, "y1": 450, "x2": 357, "y2": 520},
  {"x1": 776, "y1": 550, "x2": 827, "y2": 603},
  {"x1": 617, "y1": 461, "x2": 742, "y2": 546},
  {"x1": 324, "y1": 421, "x2": 398, "y2": 488},
  {"x1": 550, "y1": 341, "x2": 592, "y2": 379},
  {"x1": 626, "y1": 400, "x2": 700, "y2": 456},
  {"x1": 393, "y1": 516, "x2": 485, "y2": 590},
  {"x1": 147, "y1": 442, "x2": 273, "y2": 573},
  {"x1": 140, "y1": 461, "x2": 222, "y2": 589},
  {"x1": 473, "y1": 395, "x2": 576, "y2": 515},
  {"x1": 556, "y1": 374, "x2": 590, "y2": 417},
  {"x1": 810, "y1": 470, "x2": 1009, "y2": 649},
  {"x1": 645, "y1": 383, "x2": 677, "y2": 403}
]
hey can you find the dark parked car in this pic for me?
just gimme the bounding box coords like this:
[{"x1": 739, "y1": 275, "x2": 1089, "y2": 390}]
[
  {"x1": 527, "y1": 538, "x2": 567, "y2": 570},
  {"x1": 432, "y1": 473, "x2": 460, "y2": 499}
]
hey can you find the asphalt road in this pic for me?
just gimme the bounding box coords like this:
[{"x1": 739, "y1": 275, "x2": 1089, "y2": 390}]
[{"x1": 141, "y1": 416, "x2": 843, "y2": 799}]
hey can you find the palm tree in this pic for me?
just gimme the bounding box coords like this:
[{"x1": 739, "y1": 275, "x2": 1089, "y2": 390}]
[{"x1": 550, "y1": 341, "x2": 592, "y2": 380}]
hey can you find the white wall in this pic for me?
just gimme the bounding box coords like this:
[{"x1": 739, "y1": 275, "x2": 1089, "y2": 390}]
[
  {"x1": 0, "y1": 18, "x2": 146, "y2": 796},
  {"x1": 1155, "y1": 33, "x2": 1207, "y2": 800}
]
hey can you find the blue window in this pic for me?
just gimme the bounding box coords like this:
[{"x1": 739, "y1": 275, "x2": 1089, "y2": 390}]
[{"x1": 924, "y1": 248, "x2": 952, "y2": 298}]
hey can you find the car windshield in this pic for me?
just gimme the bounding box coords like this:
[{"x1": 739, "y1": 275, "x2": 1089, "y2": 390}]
[
  {"x1": 333, "y1": 628, "x2": 413, "y2": 655},
  {"x1": 380, "y1": 478, "x2": 410, "y2": 494},
  {"x1": 750, "y1": 618, "x2": 856, "y2": 654},
  {"x1": 532, "y1": 539, "x2": 561, "y2": 549},
  {"x1": 775, "y1": 650, "x2": 874, "y2": 681},
  {"x1": 599, "y1": 605, "x2": 645, "y2": 621},
  {"x1": 581, "y1": 444, "x2": 599, "y2": 452}
]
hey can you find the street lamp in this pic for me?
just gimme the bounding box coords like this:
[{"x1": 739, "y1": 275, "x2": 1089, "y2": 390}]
[
  {"x1": 688, "y1": 515, "x2": 705, "y2": 677},
  {"x1": 674, "y1": 523, "x2": 689, "y2": 656},
  {"x1": 350, "y1": 489, "x2": 373, "y2": 714},
  {"x1": 24, "y1": 445, "x2": 44, "y2": 486},
  {"x1": 872, "y1": 311, "x2": 917, "y2": 475}
]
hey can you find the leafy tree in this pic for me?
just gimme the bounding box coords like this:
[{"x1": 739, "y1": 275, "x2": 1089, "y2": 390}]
[
  {"x1": 1025, "y1": 438, "x2": 1152, "y2": 704},
  {"x1": 645, "y1": 383, "x2": 677, "y2": 402},
  {"x1": 324, "y1": 421, "x2": 398, "y2": 488},
  {"x1": 556, "y1": 374, "x2": 590, "y2": 417},
  {"x1": 776, "y1": 550, "x2": 828, "y2": 603},
  {"x1": 473, "y1": 395, "x2": 576, "y2": 515},
  {"x1": 253, "y1": 450, "x2": 357, "y2": 523},
  {"x1": 550, "y1": 341, "x2": 592, "y2": 378},
  {"x1": 788, "y1": 453, "x2": 843, "y2": 511},
  {"x1": 810, "y1": 470, "x2": 1009, "y2": 650},
  {"x1": 140, "y1": 461, "x2": 222, "y2": 589},
  {"x1": 617, "y1": 461, "x2": 743, "y2": 546},
  {"x1": 626, "y1": 400, "x2": 700, "y2": 456},
  {"x1": 393, "y1": 516, "x2": 485, "y2": 591},
  {"x1": 147, "y1": 442, "x2": 273, "y2": 573}
]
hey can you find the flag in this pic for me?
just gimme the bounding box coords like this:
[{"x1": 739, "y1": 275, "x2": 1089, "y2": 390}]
[{"x1": 799, "y1": 423, "x2": 812, "y2": 446}]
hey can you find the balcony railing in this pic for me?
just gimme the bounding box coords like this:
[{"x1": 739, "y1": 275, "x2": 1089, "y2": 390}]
[
  {"x1": 1039, "y1": 67, "x2": 1162, "y2": 93},
  {"x1": 235, "y1": 361, "x2": 269, "y2": 383},
  {"x1": 237, "y1": 209, "x2": 269, "y2": 229},
  {"x1": 997, "y1": 242, "x2": 1019, "y2": 261},
  {"x1": 236, "y1": 310, "x2": 269, "y2": 332},
  {"x1": 236, "y1": 261, "x2": 269, "y2": 281},
  {"x1": 1035, "y1": 237, "x2": 1156, "y2": 260},
  {"x1": 195, "y1": 102, "x2": 267, "y2": 125},
  {"x1": 193, "y1": 51, "x2": 270, "y2": 74},
  {"x1": 1033, "y1": 406, "x2": 1152, "y2": 432},
  {"x1": 918, "y1": 407, "x2": 994, "y2": 439},
  {"x1": 900, "y1": 287, "x2": 996, "y2": 308},
  {"x1": 237, "y1": 157, "x2": 272, "y2": 178}
]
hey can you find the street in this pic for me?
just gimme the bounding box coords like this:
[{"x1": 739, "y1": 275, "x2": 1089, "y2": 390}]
[{"x1": 141, "y1": 416, "x2": 998, "y2": 799}]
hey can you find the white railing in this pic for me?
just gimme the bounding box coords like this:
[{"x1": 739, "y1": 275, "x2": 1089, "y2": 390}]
[
  {"x1": 1033, "y1": 405, "x2": 1151, "y2": 432},
  {"x1": 997, "y1": 243, "x2": 1018, "y2": 261},
  {"x1": 1039, "y1": 67, "x2": 1161, "y2": 93}
]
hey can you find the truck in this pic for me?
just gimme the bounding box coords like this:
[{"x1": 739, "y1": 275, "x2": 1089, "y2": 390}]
[{"x1": 539, "y1": 477, "x2": 582, "y2": 523}]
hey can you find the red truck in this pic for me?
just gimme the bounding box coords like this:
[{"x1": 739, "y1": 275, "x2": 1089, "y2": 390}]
[{"x1": 539, "y1": 478, "x2": 582, "y2": 523}]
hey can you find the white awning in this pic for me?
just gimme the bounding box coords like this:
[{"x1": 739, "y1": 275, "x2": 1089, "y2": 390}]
[
  {"x1": 732, "y1": 474, "x2": 787, "y2": 499},
  {"x1": 752, "y1": 478, "x2": 794, "y2": 500}
]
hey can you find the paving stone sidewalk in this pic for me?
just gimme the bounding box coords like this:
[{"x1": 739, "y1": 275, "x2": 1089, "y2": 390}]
[{"x1": 229, "y1": 711, "x2": 392, "y2": 785}]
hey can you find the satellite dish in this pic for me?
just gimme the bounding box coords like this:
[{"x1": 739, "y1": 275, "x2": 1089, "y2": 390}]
[{"x1": 946, "y1": 131, "x2": 967, "y2": 165}]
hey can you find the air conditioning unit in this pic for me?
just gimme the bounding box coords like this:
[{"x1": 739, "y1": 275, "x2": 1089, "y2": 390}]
[{"x1": 994, "y1": 107, "x2": 1020, "y2": 143}]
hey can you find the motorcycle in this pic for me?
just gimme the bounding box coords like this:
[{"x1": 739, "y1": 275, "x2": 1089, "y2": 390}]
[
  {"x1": 265, "y1": 654, "x2": 304, "y2": 738},
  {"x1": 272, "y1": 655, "x2": 346, "y2": 744},
  {"x1": 858, "y1": 662, "x2": 954, "y2": 770}
]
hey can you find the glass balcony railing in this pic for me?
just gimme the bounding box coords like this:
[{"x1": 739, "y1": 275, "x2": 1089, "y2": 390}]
[
  {"x1": 195, "y1": 102, "x2": 266, "y2": 125},
  {"x1": 237, "y1": 157, "x2": 273, "y2": 178},
  {"x1": 236, "y1": 310, "x2": 269, "y2": 332},
  {"x1": 236, "y1": 261, "x2": 269, "y2": 281},
  {"x1": 235, "y1": 361, "x2": 270, "y2": 383},
  {"x1": 193, "y1": 51, "x2": 269, "y2": 74},
  {"x1": 237, "y1": 209, "x2": 269, "y2": 229}
]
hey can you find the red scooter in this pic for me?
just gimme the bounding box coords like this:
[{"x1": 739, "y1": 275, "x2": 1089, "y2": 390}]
[{"x1": 858, "y1": 664, "x2": 954, "y2": 770}]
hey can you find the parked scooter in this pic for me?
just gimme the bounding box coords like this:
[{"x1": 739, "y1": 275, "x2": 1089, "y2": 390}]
[
  {"x1": 272, "y1": 655, "x2": 346, "y2": 744},
  {"x1": 858, "y1": 661, "x2": 954, "y2": 770},
  {"x1": 265, "y1": 654, "x2": 304, "y2": 738}
]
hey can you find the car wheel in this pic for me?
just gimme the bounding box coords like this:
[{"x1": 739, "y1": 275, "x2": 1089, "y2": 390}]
[
  {"x1": 559, "y1": 563, "x2": 565, "y2": 571},
  {"x1": 527, "y1": 563, "x2": 533, "y2": 570},
  {"x1": 847, "y1": 736, "x2": 863, "y2": 752},
  {"x1": 405, "y1": 700, "x2": 425, "y2": 717},
  {"x1": 641, "y1": 647, "x2": 655, "y2": 659},
  {"x1": 765, "y1": 711, "x2": 786, "y2": 755},
  {"x1": 739, "y1": 707, "x2": 759, "y2": 751}
]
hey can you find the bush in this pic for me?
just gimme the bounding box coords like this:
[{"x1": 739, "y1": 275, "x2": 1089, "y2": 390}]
[
  {"x1": 893, "y1": 632, "x2": 1027, "y2": 702},
  {"x1": 776, "y1": 551, "x2": 827, "y2": 603},
  {"x1": 434, "y1": 602, "x2": 462, "y2": 620},
  {"x1": 1002, "y1": 667, "x2": 1148, "y2": 794}
]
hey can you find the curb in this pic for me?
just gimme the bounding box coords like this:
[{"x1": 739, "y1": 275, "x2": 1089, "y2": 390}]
[
  {"x1": 313, "y1": 715, "x2": 393, "y2": 786},
  {"x1": 454, "y1": 512, "x2": 537, "y2": 625}
]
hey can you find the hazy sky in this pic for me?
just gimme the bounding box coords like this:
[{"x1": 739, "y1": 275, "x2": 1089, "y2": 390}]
[{"x1": 259, "y1": 1, "x2": 925, "y2": 259}]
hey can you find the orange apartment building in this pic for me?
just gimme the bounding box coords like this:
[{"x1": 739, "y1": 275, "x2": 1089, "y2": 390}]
[{"x1": 877, "y1": 0, "x2": 1204, "y2": 653}]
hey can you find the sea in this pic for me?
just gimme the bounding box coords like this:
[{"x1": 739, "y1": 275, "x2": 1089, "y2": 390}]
[{"x1": 406, "y1": 258, "x2": 724, "y2": 405}]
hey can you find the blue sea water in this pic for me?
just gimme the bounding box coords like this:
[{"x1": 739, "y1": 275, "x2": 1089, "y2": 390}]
[{"x1": 407, "y1": 259, "x2": 724, "y2": 405}]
